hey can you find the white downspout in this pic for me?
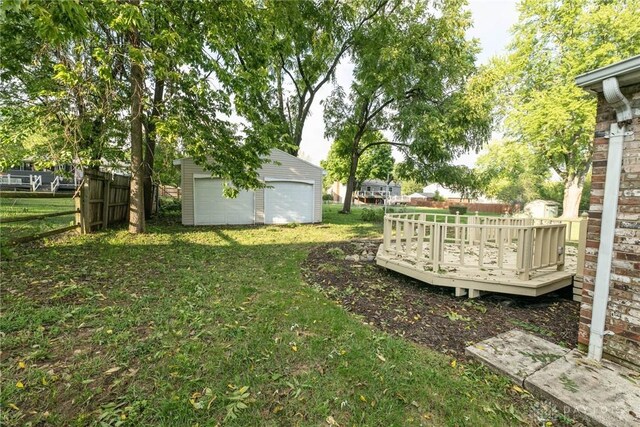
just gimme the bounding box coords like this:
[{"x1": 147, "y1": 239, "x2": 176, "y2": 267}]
[{"x1": 588, "y1": 77, "x2": 632, "y2": 361}]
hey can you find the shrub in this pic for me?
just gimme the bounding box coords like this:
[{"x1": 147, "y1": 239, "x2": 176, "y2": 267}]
[
  {"x1": 160, "y1": 197, "x2": 181, "y2": 213},
  {"x1": 433, "y1": 190, "x2": 446, "y2": 202},
  {"x1": 360, "y1": 207, "x2": 384, "y2": 222},
  {"x1": 448, "y1": 205, "x2": 467, "y2": 215},
  {"x1": 322, "y1": 194, "x2": 334, "y2": 202}
]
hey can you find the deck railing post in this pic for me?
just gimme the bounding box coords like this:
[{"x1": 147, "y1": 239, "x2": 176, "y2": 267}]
[
  {"x1": 383, "y1": 217, "x2": 391, "y2": 253},
  {"x1": 517, "y1": 228, "x2": 533, "y2": 280},
  {"x1": 416, "y1": 223, "x2": 424, "y2": 266},
  {"x1": 557, "y1": 225, "x2": 566, "y2": 271},
  {"x1": 432, "y1": 224, "x2": 441, "y2": 272},
  {"x1": 497, "y1": 228, "x2": 504, "y2": 269},
  {"x1": 576, "y1": 212, "x2": 589, "y2": 276}
]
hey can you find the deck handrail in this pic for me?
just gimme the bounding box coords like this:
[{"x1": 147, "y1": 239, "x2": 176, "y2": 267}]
[
  {"x1": 381, "y1": 214, "x2": 566, "y2": 280},
  {"x1": 383, "y1": 212, "x2": 585, "y2": 242}
]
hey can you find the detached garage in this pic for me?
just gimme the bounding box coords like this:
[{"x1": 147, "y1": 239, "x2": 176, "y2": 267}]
[{"x1": 175, "y1": 149, "x2": 323, "y2": 225}]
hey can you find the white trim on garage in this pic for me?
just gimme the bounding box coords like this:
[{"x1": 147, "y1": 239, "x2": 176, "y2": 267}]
[{"x1": 263, "y1": 178, "x2": 316, "y2": 224}]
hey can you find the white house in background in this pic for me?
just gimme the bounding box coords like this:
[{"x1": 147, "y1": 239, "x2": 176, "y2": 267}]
[
  {"x1": 422, "y1": 183, "x2": 461, "y2": 200},
  {"x1": 175, "y1": 149, "x2": 323, "y2": 225},
  {"x1": 328, "y1": 179, "x2": 401, "y2": 203}
]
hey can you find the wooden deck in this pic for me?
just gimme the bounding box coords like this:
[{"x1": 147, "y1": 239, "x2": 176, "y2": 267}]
[{"x1": 376, "y1": 213, "x2": 585, "y2": 298}]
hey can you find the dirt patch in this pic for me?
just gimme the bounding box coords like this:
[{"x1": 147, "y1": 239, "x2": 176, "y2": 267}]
[{"x1": 302, "y1": 239, "x2": 579, "y2": 359}]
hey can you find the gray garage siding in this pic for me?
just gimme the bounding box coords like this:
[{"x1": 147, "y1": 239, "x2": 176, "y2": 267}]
[{"x1": 180, "y1": 148, "x2": 323, "y2": 225}]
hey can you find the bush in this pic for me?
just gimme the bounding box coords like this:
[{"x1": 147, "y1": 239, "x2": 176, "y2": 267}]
[
  {"x1": 361, "y1": 207, "x2": 384, "y2": 222},
  {"x1": 160, "y1": 197, "x2": 181, "y2": 213},
  {"x1": 432, "y1": 190, "x2": 446, "y2": 202},
  {"x1": 322, "y1": 194, "x2": 334, "y2": 202},
  {"x1": 448, "y1": 205, "x2": 467, "y2": 215}
]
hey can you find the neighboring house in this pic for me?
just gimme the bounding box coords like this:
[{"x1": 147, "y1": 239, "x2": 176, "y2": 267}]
[
  {"x1": 175, "y1": 148, "x2": 323, "y2": 225},
  {"x1": 422, "y1": 183, "x2": 460, "y2": 200},
  {"x1": 328, "y1": 179, "x2": 401, "y2": 203},
  {"x1": 408, "y1": 192, "x2": 435, "y2": 199},
  {"x1": 0, "y1": 161, "x2": 81, "y2": 192},
  {"x1": 575, "y1": 55, "x2": 640, "y2": 368}
]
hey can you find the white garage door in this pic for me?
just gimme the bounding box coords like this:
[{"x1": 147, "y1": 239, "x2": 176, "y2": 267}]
[
  {"x1": 194, "y1": 178, "x2": 254, "y2": 225},
  {"x1": 265, "y1": 181, "x2": 314, "y2": 224}
]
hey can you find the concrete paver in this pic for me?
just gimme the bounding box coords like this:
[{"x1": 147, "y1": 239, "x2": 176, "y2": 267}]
[
  {"x1": 466, "y1": 330, "x2": 640, "y2": 427},
  {"x1": 465, "y1": 329, "x2": 569, "y2": 384}
]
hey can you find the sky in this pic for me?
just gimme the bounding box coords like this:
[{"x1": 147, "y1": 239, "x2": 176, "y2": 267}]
[{"x1": 297, "y1": 0, "x2": 520, "y2": 167}]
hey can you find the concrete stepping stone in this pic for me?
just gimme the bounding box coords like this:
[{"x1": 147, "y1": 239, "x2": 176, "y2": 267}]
[
  {"x1": 525, "y1": 349, "x2": 640, "y2": 427},
  {"x1": 465, "y1": 329, "x2": 570, "y2": 385}
]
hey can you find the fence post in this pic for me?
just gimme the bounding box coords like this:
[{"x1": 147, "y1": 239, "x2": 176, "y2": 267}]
[
  {"x1": 80, "y1": 177, "x2": 91, "y2": 234},
  {"x1": 102, "y1": 177, "x2": 111, "y2": 230},
  {"x1": 75, "y1": 195, "x2": 81, "y2": 229}
]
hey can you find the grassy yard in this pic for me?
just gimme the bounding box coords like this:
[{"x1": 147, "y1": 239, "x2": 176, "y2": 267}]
[
  {"x1": 1, "y1": 206, "x2": 529, "y2": 426},
  {"x1": 0, "y1": 197, "x2": 77, "y2": 244}
]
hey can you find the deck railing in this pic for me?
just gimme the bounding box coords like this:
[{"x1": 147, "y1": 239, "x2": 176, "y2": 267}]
[{"x1": 382, "y1": 213, "x2": 567, "y2": 280}]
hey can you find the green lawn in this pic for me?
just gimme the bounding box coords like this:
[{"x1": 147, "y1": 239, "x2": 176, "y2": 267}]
[
  {"x1": 0, "y1": 197, "x2": 77, "y2": 244},
  {"x1": 1, "y1": 206, "x2": 528, "y2": 426}
]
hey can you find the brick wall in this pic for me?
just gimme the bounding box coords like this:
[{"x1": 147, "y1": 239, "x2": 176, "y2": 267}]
[{"x1": 578, "y1": 83, "x2": 640, "y2": 369}]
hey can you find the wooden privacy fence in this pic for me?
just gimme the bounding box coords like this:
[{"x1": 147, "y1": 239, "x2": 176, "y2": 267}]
[
  {"x1": 382, "y1": 213, "x2": 569, "y2": 281},
  {"x1": 76, "y1": 171, "x2": 130, "y2": 233}
]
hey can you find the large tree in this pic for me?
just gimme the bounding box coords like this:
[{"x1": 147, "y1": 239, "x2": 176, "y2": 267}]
[
  {"x1": 492, "y1": 0, "x2": 640, "y2": 217},
  {"x1": 476, "y1": 139, "x2": 550, "y2": 205},
  {"x1": 321, "y1": 133, "x2": 394, "y2": 191},
  {"x1": 0, "y1": 1, "x2": 285, "y2": 231},
  {"x1": 324, "y1": 0, "x2": 491, "y2": 213}
]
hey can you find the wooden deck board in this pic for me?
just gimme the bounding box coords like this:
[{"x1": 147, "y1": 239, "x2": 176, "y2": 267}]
[{"x1": 376, "y1": 244, "x2": 576, "y2": 298}]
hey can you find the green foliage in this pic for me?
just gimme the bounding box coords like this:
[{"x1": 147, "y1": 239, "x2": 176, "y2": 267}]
[
  {"x1": 360, "y1": 207, "x2": 385, "y2": 222},
  {"x1": 476, "y1": 139, "x2": 550, "y2": 204},
  {"x1": 432, "y1": 191, "x2": 446, "y2": 202},
  {"x1": 321, "y1": 132, "x2": 394, "y2": 189},
  {"x1": 538, "y1": 181, "x2": 565, "y2": 206},
  {"x1": 401, "y1": 180, "x2": 425, "y2": 196},
  {"x1": 580, "y1": 174, "x2": 591, "y2": 212},
  {"x1": 159, "y1": 197, "x2": 181, "y2": 214},
  {"x1": 323, "y1": 0, "x2": 491, "y2": 212},
  {"x1": 488, "y1": 0, "x2": 640, "y2": 214}
]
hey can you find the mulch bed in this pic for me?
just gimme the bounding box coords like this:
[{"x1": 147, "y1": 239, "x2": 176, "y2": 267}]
[{"x1": 302, "y1": 239, "x2": 580, "y2": 359}]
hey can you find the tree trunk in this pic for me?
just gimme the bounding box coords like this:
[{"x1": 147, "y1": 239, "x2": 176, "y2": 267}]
[
  {"x1": 143, "y1": 78, "x2": 165, "y2": 220},
  {"x1": 561, "y1": 174, "x2": 583, "y2": 218},
  {"x1": 341, "y1": 152, "x2": 360, "y2": 213},
  {"x1": 128, "y1": 2, "x2": 145, "y2": 234}
]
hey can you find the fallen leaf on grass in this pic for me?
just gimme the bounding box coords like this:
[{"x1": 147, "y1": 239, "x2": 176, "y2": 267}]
[
  {"x1": 8, "y1": 403, "x2": 20, "y2": 411},
  {"x1": 104, "y1": 367, "x2": 121, "y2": 375},
  {"x1": 376, "y1": 353, "x2": 386, "y2": 362},
  {"x1": 16, "y1": 381, "x2": 24, "y2": 389},
  {"x1": 18, "y1": 361, "x2": 26, "y2": 369},
  {"x1": 326, "y1": 415, "x2": 339, "y2": 426}
]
